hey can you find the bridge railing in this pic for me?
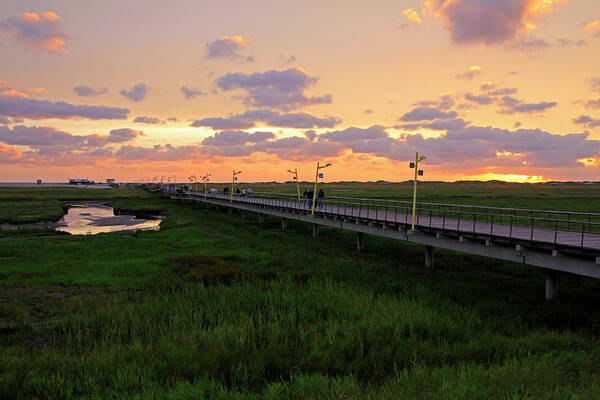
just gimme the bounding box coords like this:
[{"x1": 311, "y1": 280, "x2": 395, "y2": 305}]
[
  {"x1": 185, "y1": 190, "x2": 600, "y2": 250},
  {"x1": 245, "y1": 191, "x2": 600, "y2": 232}
]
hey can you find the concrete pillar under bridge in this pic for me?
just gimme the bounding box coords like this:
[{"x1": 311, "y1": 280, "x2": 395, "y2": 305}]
[
  {"x1": 546, "y1": 270, "x2": 559, "y2": 301},
  {"x1": 356, "y1": 232, "x2": 365, "y2": 252},
  {"x1": 258, "y1": 213, "x2": 265, "y2": 223},
  {"x1": 312, "y1": 223, "x2": 319, "y2": 238},
  {"x1": 425, "y1": 245, "x2": 434, "y2": 268},
  {"x1": 281, "y1": 217, "x2": 288, "y2": 230}
]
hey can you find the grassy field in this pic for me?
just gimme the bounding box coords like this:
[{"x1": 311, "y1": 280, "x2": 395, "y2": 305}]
[{"x1": 1, "y1": 184, "x2": 600, "y2": 398}]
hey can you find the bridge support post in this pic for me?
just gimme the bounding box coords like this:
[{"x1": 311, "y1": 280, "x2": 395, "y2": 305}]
[
  {"x1": 281, "y1": 217, "x2": 287, "y2": 230},
  {"x1": 356, "y1": 232, "x2": 365, "y2": 252},
  {"x1": 545, "y1": 271, "x2": 558, "y2": 301},
  {"x1": 312, "y1": 224, "x2": 319, "y2": 238},
  {"x1": 227, "y1": 208, "x2": 232, "y2": 216},
  {"x1": 258, "y1": 214, "x2": 265, "y2": 223},
  {"x1": 425, "y1": 245, "x2": 434, "y2": 268}
]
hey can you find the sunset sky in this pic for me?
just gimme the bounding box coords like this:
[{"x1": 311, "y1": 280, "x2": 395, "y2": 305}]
[{"x1": 1, "y1": 0, "x2": 600, "y2": 183}]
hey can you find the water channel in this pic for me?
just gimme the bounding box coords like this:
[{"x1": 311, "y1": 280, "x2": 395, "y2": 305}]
[{"x1": 54, "y1": 203, "x2": 162, "y2": 235}]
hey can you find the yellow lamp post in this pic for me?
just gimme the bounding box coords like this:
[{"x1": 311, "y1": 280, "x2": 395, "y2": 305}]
[
  {"x1": 409, "y1": 152, "x2": 426, "y2": 231},
  {"x1": 287, "y1": 168, "x2": 301, "y2": 201},
  {"x1": 201, "y1": 173, "x2": 211, "y2": 199},
  {"x1": 231, "y1": 170, "x2": 242, "y2": 202},
  {"x1": 312, "y1": 162, "x2": 332, "y2": 215}
]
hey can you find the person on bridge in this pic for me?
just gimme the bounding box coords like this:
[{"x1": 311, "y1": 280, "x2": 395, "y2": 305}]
[
  {"x1": 318, "y1": 189, "x2": 325, "y2": 208},
  {"x1": 303, "y1": 189, "x2": 309, "y2": 207}
]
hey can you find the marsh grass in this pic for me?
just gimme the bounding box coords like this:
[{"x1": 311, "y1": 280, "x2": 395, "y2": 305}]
[{"x1": 1, "y1": 185, "x2": 600, "y2": 398}]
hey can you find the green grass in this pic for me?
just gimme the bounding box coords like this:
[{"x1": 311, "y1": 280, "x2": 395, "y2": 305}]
[
  {"x1": 1, "y1": 185, "x2": 600, "y2": 399},
  {"x1": 0, "y1": 187, "x2": 157, "y2": 223}
]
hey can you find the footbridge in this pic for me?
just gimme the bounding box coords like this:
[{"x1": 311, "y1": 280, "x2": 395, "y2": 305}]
[{"x1": 167, "y1": 190, "x2": 600, "y2": 300}]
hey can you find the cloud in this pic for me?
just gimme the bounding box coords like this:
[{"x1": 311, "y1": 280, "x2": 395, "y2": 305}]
[
  {"x1": 0, "y1": 125, "x2": 141, "y2": 155},
  {"x1": 414, "y1": 94, "x2": 456, "y2": 110},
  {"x1": 0, "y1": 94, "x2": 129, "y2": 120},
  {"x1": 556, "y1": 38, "x2": 587, "y2": 47},
  {"x1": 0, "y1": 143, "x2": 25, "y2": 163},
  {"x1": 402, "y1": 8, "x2": 422, "y2": 25},
  {"x1": 573, "y1": 115, "x2": 600, "y2": 129},
  {"x1": 191, "y1": 109, "x2": 340, "y2": 130},
  {"x1": 424, "y1": 0, "x2": 569, "y2": 46},
  {"x1": 115, "y1": 144, "x2": 202, "y2": 161},
  {"x1": 0, "y1": 80, "x2": 46, "y2": 98},
  {"x1": 133, "y1": 116, "x2": 164, "y2": 124},
  {"x1": 279, "y1": 54, "x2": 297, "y2": 64},
  {"x1": 583, "y1": 20, "x2": 600, "y2": 36},
  {"x1": 215, "y1": 67, "x2": 332, "y2": 110},
  {"x1": 364, "y1": 109, "x2": 374, "y2": 114},
  {"x1": 181, "y1": 85, "x2": 206, "y2": 99},
  {"x1": 583, "y1": 98, "x2": 600, "y2": 109},
  {"x1": 498, "y1": 96, "x2": 557, "y2": 114},
  {"x1": 399, "y1": 106, "x2": 458, "y2": 122},
  {"x1": 425, "y1": 118, "x2": 469, "y2": 131},
  {"x1": 465, "y1": 93, "x2": 493, "y2": 105},
  {"x1": 106, "y1": 128, "x2": 142, "y2": 143},
  {"x1": 455, "y1": 65, "x2": 481, "y2": 80},
  {"x1": 319, "y1": 126, "x2": 388, "y2": 142},
  {"x1": 508, "y1": 36, "x2": 550, "y2": 52},
  {"x1": 0, "y1": 11, "x2": 68, "y2": 54},
  {"x1": 167, "y1": 117, "x2": 177, "y2": 122},
  {"x1": 589, "y1": 78, "x2": 600, "y2": 93},
  {"x1": 73, "y1": 85, "x2": 108, "y2": 97},
  {"x1": 206, "y1": 35, "x2": 254, "y2": 62},
  {"x1": 119, "y1": 83, "x2": 148, "y2": 102}
]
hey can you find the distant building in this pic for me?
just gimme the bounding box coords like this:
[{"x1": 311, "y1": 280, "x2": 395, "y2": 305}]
[{"x1": 69, "y1": 178, "x2": 90, "y2": 185}]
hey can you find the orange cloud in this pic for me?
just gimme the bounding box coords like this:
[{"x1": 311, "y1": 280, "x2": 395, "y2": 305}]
[
  {"x1": 402, "y1": 8, "x2": 422, "y2": 25},
  {"x1": 584, "y1": 20, "x2": 600, "y2": 35},
  {"x1": 0, "y1": 11, "x2": 68, "y2": 54},
  {"x1": 422, "y1": 0, "x2": 569, "y2": 45}
]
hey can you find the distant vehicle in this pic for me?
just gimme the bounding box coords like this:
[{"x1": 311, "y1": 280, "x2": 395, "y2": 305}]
[
  {"x1": 36, "y1": 179, "x2": 42, "y2": 185},
  {"x1": 69, "y1": 178, "x2": 90, "y2": 185}
]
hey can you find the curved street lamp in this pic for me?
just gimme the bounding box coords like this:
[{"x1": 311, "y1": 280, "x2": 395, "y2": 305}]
[
  {"x1": 231, "y1": 170, "x2": 242, "y2": 202},
  {"x1": 409, "y1": 152, "x2": 426, "y2": 230},
  {"x1": 287, "y1": 168, "x2": 301, "y2": 201},
  {"x1": 312, "y1": 162, "x2": 332, "y2": 215}
]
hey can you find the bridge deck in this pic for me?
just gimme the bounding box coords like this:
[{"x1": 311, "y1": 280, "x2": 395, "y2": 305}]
[{"x1": 184, "y1": 192, "x2": 600, "y2": 254}]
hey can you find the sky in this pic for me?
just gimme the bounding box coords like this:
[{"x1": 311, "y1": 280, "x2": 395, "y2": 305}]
[{"x1": 1, "y1": 0, "x2": 600, "y2": 183}]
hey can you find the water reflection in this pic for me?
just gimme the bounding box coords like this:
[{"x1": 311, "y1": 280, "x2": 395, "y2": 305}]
[{"x1": 55, "y1": 203, "x2": 162, "y2": 235}]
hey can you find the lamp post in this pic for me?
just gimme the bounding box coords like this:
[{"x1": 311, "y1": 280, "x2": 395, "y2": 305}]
[
  {"x1": 201, "y1": 173, "x2": 211, "y2": 199},
  {"x1": 287, "y1": 168, "x2": 301, "y2": 202},
  {"x1": 312, "y1": 162, "x2": 332, "y2": 215},
  {"x1": 188, "y1": 175, "x2": 196, "y2": 196},
  {"x1": 409, "y1": 152, "x2": 426, "y2": 231},
  {"x1": 231, "y1": 170, "x2": 242, "y2": 202}
]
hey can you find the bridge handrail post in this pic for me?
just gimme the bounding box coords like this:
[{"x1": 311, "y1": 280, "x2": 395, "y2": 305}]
[
  {"x1": 429, "y1": 209, "x2": 432, "y2": 228},
  {"x1": 473, "y1": 212, "x2": 477, "y2": 234},
  {"x1": 581, "y1": 223, "x2": 585, "y2": 248},
  {"x1": 530, "y1": 217, "x2": 535, "y2": 241},
  {"x1": 490, "y1": 214, "x2": 494, "y2": 238},
  {"x1": 442, "y1": 210, "x2": 446, "y2": 233},
  {"x1": 554, "y1": 220, "x2": 559, "y2": 245}
]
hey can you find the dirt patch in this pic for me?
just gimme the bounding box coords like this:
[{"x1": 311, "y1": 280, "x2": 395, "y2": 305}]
[{"x1": 167, "y1": 254, "x2": 245, "y2": 285}]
